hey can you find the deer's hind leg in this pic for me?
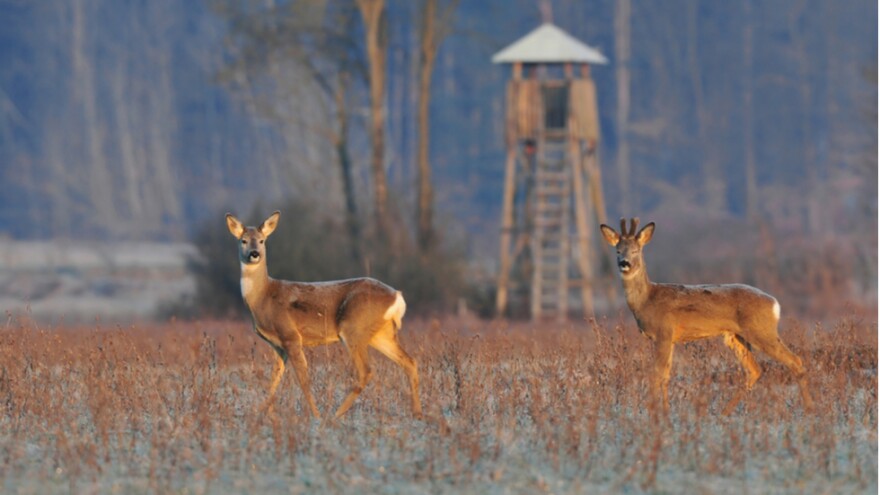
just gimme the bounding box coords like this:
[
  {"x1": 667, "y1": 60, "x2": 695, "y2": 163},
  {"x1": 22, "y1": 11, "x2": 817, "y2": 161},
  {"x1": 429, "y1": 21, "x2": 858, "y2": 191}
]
[
  {"x1": 721, "y1": 332, "x2": 762, "y2": 415},
  {"x1": 370, "y1": 322, "x2": 422, "y2": 418},
  {"x1": 750, "y1": 332, "x2": 814, "y2": 412},
  {"x1": 333, "y1": 323, "x2": 380, "y2": 419}
]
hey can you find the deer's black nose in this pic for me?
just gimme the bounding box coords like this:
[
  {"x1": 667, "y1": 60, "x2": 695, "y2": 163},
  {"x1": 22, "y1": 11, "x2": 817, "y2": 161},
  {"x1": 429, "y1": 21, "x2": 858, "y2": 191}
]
[{"x1": 248, "y1": 250, "x2": 260, "y2": 260}]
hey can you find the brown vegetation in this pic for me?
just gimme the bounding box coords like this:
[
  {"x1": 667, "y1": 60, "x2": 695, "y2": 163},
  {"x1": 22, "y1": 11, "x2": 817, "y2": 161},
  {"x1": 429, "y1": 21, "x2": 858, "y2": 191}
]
[{"x1": 0, "y1": 313, "x2": 875, "y2": 493}]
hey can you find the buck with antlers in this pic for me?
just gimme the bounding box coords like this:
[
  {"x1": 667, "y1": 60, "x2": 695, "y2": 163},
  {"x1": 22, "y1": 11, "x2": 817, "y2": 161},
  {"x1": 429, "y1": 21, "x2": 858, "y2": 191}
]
[
  {"x1": 226, "y1": 211, "x2": 422, "y2": 420},
  {"x1": 600, "y1": 218, "x2": 814, "y2": 414}
]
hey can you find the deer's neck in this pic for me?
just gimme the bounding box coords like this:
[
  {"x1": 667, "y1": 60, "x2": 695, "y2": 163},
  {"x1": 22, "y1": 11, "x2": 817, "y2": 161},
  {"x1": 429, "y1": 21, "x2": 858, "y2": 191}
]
[
  {"x1": 240, "y1": 262, "x2": 270, "y2": 309},
  {"x1": 621, "y1": 268, "x2": 653, "y2": 312}
]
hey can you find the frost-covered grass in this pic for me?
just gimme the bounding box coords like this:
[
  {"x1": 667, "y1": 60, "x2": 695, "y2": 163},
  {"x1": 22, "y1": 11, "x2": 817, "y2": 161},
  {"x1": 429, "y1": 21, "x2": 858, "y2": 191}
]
[{"x1": 0, "y1": 316, "x2": 875, "y2": 494}]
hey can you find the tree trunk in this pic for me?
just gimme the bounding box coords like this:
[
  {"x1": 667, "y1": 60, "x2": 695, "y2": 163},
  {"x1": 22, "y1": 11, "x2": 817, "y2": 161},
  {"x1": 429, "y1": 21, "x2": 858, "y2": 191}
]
[
  {"x1": 614, "y1": 0, "x2": 632, "y2": 213},
  {"x1": 687, "y1": 0, "x2": 726, "y2": 211},
  {"x1": 72, "y1": 0, "x2": 116, "y2": 233},
  {"x1": 334, "y1": 71, "x2": 361, "y2": 263},
  {"x1": 790, "y1": 0, "x2": 821, "y2": 234},
  {"x1": 112, "y1": 63, "x2": 143, "y2": 223},
  {"x1": 356, "y1": 0, "x2": 390, "y2": 241},
  {"x1": 416, "y1": 0, "x2": 437, "y2": 252},
  {"x1": 743, "y1": 0, "x2": 758, "y2": 220},
  {"x1": 146, "y1": 43, "x2": 182, "y2": 238}
]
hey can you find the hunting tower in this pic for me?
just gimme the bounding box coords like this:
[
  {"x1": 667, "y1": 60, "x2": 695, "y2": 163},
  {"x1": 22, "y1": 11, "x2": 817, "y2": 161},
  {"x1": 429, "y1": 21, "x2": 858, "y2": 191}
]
[{"x1": 493, "y1": 23, "x2": 610, "y2": 321}]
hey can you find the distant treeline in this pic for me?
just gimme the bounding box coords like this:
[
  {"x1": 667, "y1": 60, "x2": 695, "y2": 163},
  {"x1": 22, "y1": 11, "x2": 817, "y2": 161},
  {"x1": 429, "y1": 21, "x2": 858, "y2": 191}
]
[{"x1": 0, "y1": 1, "x2": 875, "y2": 304}]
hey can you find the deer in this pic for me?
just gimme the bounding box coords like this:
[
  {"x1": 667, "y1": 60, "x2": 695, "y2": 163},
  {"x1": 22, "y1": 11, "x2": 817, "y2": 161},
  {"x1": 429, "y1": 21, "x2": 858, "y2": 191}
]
[
  {"x1": 599, "y1": 218, "x2": 814, "y2": 415},
  {"x1": 225, "y1": 211, "x2": 422, "y2": 420}
]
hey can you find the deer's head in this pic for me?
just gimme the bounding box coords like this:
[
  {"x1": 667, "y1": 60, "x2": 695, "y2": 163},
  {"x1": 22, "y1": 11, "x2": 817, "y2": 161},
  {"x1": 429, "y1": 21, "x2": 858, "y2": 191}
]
[
  {"x1": 600, "y1": 218, "x2": 655, "y2": 279},
  {"x1": 226, "y1": 211, "x2": 280, "y2": 266}
]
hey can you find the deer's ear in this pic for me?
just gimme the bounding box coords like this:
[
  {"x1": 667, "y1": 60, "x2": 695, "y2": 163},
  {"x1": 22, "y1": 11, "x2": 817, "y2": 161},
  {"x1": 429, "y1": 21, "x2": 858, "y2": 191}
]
[
  {"x1": 259, "y1": 211, "x2": 281, "y2": 237},
  {"x1": 636, "y1": 222, "x2": 655, "y2": 246},
  {"x1": 226, "y1": 214, "x2": 245, "y2": 238},
  {"x1": 599, "y1": 224, "x2": 620, "y2": 246}
]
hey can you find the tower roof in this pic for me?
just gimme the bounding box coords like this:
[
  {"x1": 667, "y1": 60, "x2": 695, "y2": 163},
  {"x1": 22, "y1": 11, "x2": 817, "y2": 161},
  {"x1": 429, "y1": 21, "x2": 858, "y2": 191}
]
[{"x1": 491, "y1": 23, "x2": 608, "y2": 65}]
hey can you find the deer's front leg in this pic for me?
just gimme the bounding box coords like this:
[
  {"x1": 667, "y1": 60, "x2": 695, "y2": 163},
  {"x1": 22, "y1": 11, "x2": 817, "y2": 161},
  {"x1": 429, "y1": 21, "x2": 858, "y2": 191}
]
[
  {"x1": 261, "y1": 346, "x2": 287, "y2": 413},
  {"x1": 652, "y1": 336, "x2": 675, "y2": 413},
  {"x1": 267, "y1": 348, "x2": 286, "y2": 394},
  {"x1": 281, "y1": 336, "x2": 321, "y2": 419}
]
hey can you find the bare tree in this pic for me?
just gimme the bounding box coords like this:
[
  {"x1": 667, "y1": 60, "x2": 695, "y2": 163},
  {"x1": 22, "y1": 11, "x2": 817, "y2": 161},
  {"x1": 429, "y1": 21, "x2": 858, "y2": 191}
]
[
  {"x1": 143, "y1": 9, "x2": 183, "y2": 237},
  {"x1": 743, "y1": 0, "x2": 758, "y2": 220},
  {"x1": 614, "y1": 0, "x2": 632, "y2": 213},
  {"x1": 71, "y1": 0, "x2": 116, "y2": 231},
  {"x1": 687, "y1": 0, "x2": 725, "y2": 211},
  {"x1": 789, "y1": 0, "x2": 822, "y2": 234},
  {"x1": 112, "y1": 65, "x2": 143, "y2": 221},
  {"x1": 215, "y1": 0, "x2": 367, "y2": 257},
  {"x1": 415, "y1": 0, "x2": 459, "y2": 253},
  {"x1": 334, "y1": 69, "x2": 363, "y2": 262},
  {"x1": 356, "y1": 0, "x2": 391, "y2": 241}
]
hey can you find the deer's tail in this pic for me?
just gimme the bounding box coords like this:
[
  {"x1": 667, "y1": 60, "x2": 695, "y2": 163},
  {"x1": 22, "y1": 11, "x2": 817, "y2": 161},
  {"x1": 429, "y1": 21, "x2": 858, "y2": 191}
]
[{"x1": 383, "y1": 291, "x2": 407, "y2": 331}]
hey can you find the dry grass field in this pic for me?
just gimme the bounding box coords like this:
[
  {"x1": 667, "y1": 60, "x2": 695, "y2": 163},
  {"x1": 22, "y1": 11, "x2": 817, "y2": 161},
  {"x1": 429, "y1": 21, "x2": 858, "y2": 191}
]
[{"x1": 0, "y1": 313, "x2": 875, "y2": 494}]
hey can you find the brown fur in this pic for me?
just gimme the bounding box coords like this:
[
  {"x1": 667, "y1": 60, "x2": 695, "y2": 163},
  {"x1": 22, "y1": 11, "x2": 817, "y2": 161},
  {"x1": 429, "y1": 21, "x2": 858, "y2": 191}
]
[
  {"x1": 226, "y1": 211, "x2": 422, "y2": 420},
  {"x1": 600, "y1": 218, "x2": 814, "y2": 414}
]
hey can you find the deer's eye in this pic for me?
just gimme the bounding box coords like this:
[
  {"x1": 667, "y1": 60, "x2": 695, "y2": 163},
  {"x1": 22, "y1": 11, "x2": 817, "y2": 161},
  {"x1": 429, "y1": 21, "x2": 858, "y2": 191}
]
[
  {"x1": 241, "y1": 239, "x2": 247, "y2": 245},
  {"x1": 259, "y1": 239, "x2": 264, "y2": 244}
]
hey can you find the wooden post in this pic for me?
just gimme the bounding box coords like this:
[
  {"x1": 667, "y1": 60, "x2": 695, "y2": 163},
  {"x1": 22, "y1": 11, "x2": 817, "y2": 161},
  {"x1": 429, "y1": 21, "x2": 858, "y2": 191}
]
[
  {"x1": 530, "y1": 132, "x2": 544, "y2": 321},
  {"x1": 570, "y1": 134, "x2": 595, "y2": 316},
  {"x1": 584, "y1": 151, "x2": 608, "y2": 227},
  {"x1": 557, "y1": 142, "x2": 572, "y2": 322},
  {"x1": 495, "y1": 145, "x2": 518, "y2": 317}
]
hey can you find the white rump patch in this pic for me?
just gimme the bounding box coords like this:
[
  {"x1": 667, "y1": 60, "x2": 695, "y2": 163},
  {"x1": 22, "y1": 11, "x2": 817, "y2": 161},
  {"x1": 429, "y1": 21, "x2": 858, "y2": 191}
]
[
  {"x1": 383, "y1": 291, "x2": 407, "y2": 328},
  {"x1": 772, "y1": 300, "x2": 781, "y2": 320}
]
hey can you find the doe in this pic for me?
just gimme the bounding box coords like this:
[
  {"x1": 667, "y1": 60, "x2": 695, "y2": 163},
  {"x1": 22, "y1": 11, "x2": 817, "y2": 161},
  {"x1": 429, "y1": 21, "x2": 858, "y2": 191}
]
[
  {"x1": 226, "y1": 211, "x2": 422, "y2": 420},
  {"x1": 600, "y1": 218, "x2": 814, "y2": 414}
]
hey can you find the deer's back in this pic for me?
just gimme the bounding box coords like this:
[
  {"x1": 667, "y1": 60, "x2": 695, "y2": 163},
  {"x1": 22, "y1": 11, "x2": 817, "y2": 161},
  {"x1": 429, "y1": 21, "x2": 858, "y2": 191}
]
[{"x1": 286, "y1": 277, "x2": 396, "y2": 317}]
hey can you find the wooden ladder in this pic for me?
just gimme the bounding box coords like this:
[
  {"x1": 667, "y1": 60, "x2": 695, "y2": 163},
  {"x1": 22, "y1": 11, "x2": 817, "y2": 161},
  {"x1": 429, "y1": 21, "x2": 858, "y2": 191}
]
[{"x1": 530, "y1": 138, "x2": 571, "y2": 321}]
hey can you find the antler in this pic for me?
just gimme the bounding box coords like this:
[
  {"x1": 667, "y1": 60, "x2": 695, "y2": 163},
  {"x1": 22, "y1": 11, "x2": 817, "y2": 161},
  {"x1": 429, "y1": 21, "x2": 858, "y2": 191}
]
[
  {"x1": 629, "y1": 217, "x2": 640, "y2": 236},
  {"x1": 616, "y1": 217, "x2": 642, "y2": 237}
]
